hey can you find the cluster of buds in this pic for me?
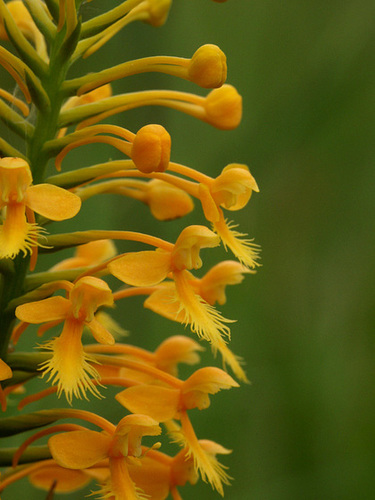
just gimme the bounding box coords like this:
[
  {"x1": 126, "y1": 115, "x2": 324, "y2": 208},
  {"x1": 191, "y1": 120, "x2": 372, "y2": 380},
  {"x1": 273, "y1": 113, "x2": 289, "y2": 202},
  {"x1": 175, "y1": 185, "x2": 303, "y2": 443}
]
[{"x1": 0, "y1": 1, "x2": 259, "y2": 498}]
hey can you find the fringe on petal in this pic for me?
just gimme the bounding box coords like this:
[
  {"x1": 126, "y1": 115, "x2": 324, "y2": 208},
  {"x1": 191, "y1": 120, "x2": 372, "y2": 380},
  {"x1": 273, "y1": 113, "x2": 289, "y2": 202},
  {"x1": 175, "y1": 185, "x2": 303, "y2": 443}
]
[
  {"x1": 173, "y1": 271, "x2": 234, "y2": 346},
  {"x1": 38, "y1": 320, "x2": 102, "y2": 404},
  {"x1": 213, "y1": 216, "x2": 261, "y2": 269}
]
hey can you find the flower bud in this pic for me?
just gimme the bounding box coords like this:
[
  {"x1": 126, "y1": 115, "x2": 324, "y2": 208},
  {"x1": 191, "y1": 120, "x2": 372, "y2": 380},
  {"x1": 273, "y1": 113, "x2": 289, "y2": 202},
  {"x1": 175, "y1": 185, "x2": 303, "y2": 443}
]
[
  {"x1": 204, "y1": 84, "x2": 242, "y2": 130},
  {"x1": 145, "y1": 179, "x2": 193, "y2": 220},
  {"x1": 131, "y1": 124, "x2": 171, "y2": 173},
  {"x1": 188, "y1": 44, "x2": 227, "y2": 88},
  {"x1": 144, "y1": 0, "x2": 172, "y2": 27}
]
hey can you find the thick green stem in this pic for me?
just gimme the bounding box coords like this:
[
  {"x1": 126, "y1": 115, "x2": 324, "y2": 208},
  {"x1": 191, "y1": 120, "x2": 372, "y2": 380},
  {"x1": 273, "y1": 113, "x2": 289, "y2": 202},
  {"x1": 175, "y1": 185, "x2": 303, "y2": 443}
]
[{"x1": 0, "y1": 19, "x2": 81, "y2": 362}]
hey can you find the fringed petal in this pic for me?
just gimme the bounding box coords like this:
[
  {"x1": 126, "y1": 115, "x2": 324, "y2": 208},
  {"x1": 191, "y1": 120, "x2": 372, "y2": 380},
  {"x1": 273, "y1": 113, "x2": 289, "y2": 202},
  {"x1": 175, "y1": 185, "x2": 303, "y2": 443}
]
[
  {"x1": 178, "y1": 411, "x2": 232, "y2": 496},
  {"x1": 39, "y1": 318, "x2": 102, "y2": 403},
  {"x1": 213, "y1": 214, "x2": 260, "y2": 269},
  {"x1": 0, "y1": 203, "x2": 44, "y2": 259},
  {"x1": 173, "y1": 270, "x2": 234, "y2": 346}
]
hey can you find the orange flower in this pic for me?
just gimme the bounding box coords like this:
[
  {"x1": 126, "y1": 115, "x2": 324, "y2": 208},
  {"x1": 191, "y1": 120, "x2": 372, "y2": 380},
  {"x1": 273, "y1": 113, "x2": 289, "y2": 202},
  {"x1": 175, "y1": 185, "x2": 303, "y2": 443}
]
[
  {"x1": 108, "y1": 225, "x2": 230, "y2": 340},
  {"x1": 168, "y1": 162, "x2": 260, "y2": 268},
  {"x1": 116, "y1": 367, "x2": 237, "y2": 494},
  {"x1": 15, "y1": 277, "x2": 115, "y2": 403},
  {"x1": 48, "y1": 414, "x2": 161, "y2": 500},
  {"x1": 0, "y1": 157, "x2": 81, "y2": 260},
  {"x1": 142, "y1": 274, "x2": 249, "y2": 382}
]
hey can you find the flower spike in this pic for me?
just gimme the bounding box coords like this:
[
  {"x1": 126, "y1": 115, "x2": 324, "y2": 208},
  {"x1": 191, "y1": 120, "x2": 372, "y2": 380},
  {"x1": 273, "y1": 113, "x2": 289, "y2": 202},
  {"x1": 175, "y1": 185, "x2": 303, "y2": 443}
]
[{"x1": 0, "y1": 2, "x2": 257, "y2": 498}]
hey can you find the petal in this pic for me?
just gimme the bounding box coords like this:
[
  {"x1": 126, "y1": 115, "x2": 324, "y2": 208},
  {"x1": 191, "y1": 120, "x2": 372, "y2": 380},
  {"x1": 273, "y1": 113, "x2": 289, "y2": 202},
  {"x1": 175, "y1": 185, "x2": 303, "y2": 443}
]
[
  {"x1": 26, "y1": 184, "x2": 81, "y2": 220},
  {"x1": 116, "y1": 385, "x2": 180, "y2": 422},
  {"x1": 109, "y1": 250, "x2": 171, "y2": 287},
  {"x1": 49, "y1": 430, "x2": 111, "y2": 469},
  {"x1": 15, "y1": 296, "x2": 70, "y2": 324},
  {"x1": 182, "y1": 367, "x2": 239, "y2": 395},
  {"x1": 0, "y1": 358, "x2": 12, "y2": 381},
  {"x1": 87, "y1": 317, "x2": 115, "y2": 345},
  {"x1": 144, "y1": 283, "x2": 184, "y2": 323},
  {"x1": 40, "y1": 321, "x2": 102, "y2": 403},
  {"x1": 29, "y1": 464, "x2": 91, "y2": 493},
  {"x1": 127, "y1": 456, "x2": 170, "y2": 500},
  {"x1": 109, "y1": 457, "x2": 140, "y2": 500},
  {"x1": 213, "y1": 216, "x2": 261, "y2": 269}
]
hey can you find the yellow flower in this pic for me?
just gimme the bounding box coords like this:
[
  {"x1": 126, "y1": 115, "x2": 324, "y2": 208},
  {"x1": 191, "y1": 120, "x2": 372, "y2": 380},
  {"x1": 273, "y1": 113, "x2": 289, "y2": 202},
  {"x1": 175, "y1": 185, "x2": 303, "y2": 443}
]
[
  {"x1": 116, "y1": 367, "x2": 237, "y2": 495},
  {"x1": 48, "y1": 414, "x2": 161, "y2": 500},
  {"x1": 108, "y1": 225, "x2": 220, "y2": 286},
  {"x1": 116, "y1": 366, "x2": 238, "y2": 420},
  {"x1": 169, "y1": 162, "x2": 260, "y2": 267},
  {"x1": 0, "y1": 157, "x2": 81, "y2": 260},
  {"x1": 141, "y1": 268, "x2": 249, "y2": 382},
  {"x1": 15, "y1": 277, "x2": 115, "y2": 403},
  {"x1": 108, "y1": 225, "x2": 236, "y2": 351}
]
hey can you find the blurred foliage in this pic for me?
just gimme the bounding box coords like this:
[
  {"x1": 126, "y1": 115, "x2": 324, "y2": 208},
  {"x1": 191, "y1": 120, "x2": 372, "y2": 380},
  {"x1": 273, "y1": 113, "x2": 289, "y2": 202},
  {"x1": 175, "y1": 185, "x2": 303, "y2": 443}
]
[{"x1": 2, "y1": 0, "x2": 375, "y2": 499}]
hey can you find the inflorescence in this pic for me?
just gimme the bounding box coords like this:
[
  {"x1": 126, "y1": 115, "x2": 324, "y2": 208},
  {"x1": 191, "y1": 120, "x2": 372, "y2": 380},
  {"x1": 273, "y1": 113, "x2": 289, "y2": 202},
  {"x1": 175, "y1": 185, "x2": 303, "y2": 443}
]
[{"x1": 0, "y1": 1, "x2": 259, "y2": 498}]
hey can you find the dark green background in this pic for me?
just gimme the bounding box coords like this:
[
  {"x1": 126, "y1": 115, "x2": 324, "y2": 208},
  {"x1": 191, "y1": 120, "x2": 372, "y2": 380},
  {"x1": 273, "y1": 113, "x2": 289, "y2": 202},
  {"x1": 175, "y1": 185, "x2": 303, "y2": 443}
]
[{"x1": 2, "y1": 0, "x2": 375, "y2": 498}]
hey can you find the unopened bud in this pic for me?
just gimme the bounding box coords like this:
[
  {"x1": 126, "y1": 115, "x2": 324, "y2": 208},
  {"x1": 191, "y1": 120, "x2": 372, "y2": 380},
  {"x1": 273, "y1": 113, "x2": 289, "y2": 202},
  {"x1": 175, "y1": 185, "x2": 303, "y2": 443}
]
[
  {"x1": 145, "y1": 179, "x2": 193, "y2": 220},
  {"x1": 131, "y1": 124, "x2": 171, "y2": 174},
  {"x1": 204, "y1": 84, "x2": 242, "y2": 130},
  {"x1": 188, "y1": 44, "x2": 227, "y2": 88}
]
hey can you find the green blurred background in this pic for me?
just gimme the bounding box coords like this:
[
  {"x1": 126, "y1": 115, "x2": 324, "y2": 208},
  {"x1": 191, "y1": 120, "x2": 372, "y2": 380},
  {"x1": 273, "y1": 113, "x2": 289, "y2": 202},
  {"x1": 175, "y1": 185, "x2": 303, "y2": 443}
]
[{"x1": 2, "y1": 0, "x2": 375, "y2": 498}]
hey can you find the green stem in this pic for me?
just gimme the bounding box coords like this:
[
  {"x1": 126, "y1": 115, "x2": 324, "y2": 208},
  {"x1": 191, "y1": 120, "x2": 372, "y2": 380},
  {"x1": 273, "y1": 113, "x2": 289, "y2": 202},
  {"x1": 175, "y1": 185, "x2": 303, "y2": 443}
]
[
  {"x1": 0, "y1": 446, "x2": 51, "y2": 466},
  {"x1": 0, "y1": 17, "x2": 81, "y2": 361}
]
